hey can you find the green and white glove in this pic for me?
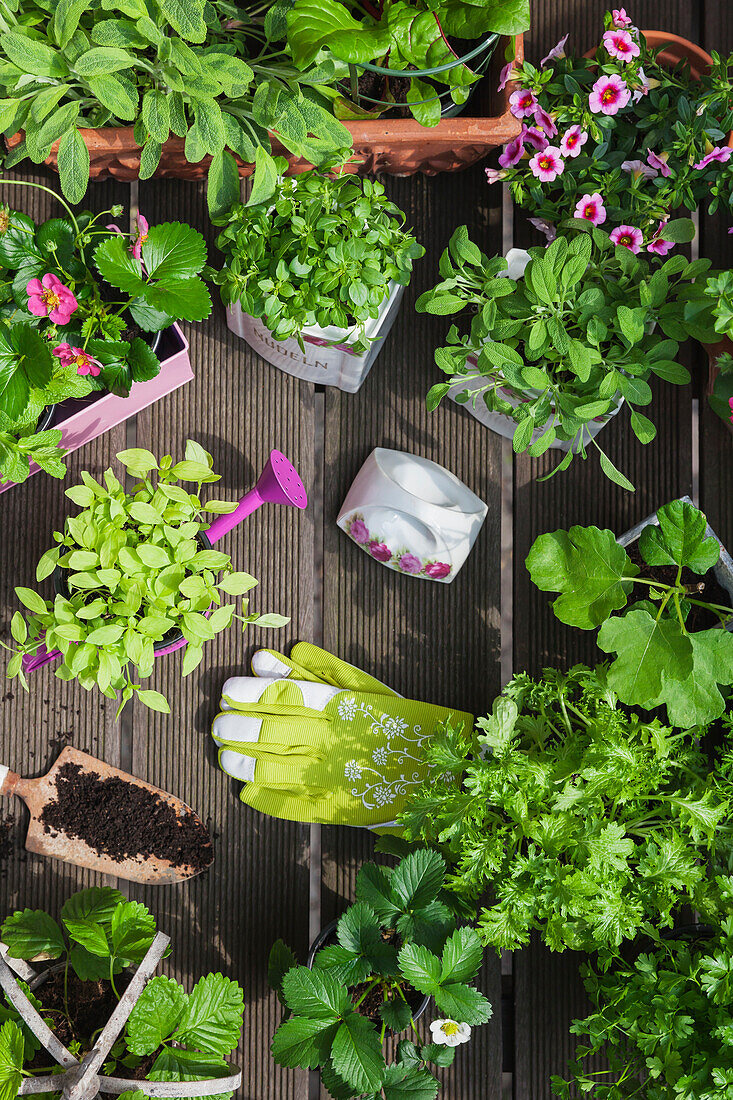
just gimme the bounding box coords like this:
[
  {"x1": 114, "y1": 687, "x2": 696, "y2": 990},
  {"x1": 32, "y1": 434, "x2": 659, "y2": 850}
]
[{"x1": 211, "y1": 642, "x2": 474, "y2": 829}]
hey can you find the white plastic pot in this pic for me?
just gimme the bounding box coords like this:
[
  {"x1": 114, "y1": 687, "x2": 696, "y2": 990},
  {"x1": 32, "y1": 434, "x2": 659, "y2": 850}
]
[
  {"x1": 447, "y1": 247, "x2": 623, "y2": 452},
  {"x1": 226, "y1": 281, "x2": 405, "y2": 392}
]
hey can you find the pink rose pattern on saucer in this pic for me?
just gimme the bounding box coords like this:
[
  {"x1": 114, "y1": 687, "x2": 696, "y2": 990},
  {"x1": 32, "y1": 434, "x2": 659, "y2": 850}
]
[{"x1": 343, "y1": 513, "x2": 452, "y2": 579}]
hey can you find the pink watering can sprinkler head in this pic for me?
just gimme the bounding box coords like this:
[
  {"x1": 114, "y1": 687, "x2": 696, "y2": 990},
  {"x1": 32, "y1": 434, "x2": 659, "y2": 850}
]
[{"x1": 22, "y1": 450, "x2": 307, "y2": 673}]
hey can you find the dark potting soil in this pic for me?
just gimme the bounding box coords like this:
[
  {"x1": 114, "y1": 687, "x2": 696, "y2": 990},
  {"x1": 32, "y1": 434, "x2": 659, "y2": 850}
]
[
  {"x1": 31, "y1": 969, "x2": 125, "y2": 1050},
  {"x1": 626, "y1": 543, "x2": 732, "y2": 631},
  {"x1": 39, "y1": 762, "x2": 214, "y2": 872}
]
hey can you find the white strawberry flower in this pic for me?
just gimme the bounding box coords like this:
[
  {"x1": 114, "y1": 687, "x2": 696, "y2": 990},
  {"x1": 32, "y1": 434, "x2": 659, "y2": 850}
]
[{"x1": 429, "y1": 1019, "x2": 472, "y2": 1047}]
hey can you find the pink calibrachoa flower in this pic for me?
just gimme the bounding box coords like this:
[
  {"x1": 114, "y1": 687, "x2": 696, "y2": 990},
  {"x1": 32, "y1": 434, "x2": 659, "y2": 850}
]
[
  {"x1": 522, "y1": 125, "x2": 549, "y2": 151},
  {"x1": 612, "y1": 8, "x2": 633, "y2": 28},
  {"x1": 533, "y1": 104, "x2": 558, "y2": 138},
  {"x1": 52, "y1": 343, "x2": 101, "y2": 377},
  {"x1": 693, "y1": 146, "x2": 732, "y2": 170},
  {"x1": 497, "y1": 62, "x2": 516, "y2": 91},
  {"x1": 26, "y1": 273, "x2": 78, "y2": 324},
  {"x1": 621, "y1": 158, "x2": 657, "y2": 180},
  {"x1": 589, "y1": 74, "x2": 631, "y2": 115},
  {"x1": 131, "y1": 214, "x2": 149, "y2": 260},
  {"x1": 646, "y1": 221, "x2": 674, "y2": 256},
  {"x1": 574, "y1": 192, "x2": 607, "y2": 226},
  {"x1": 349, "y1": 519, "x2": 370, "y2": 544},
  {"x1": 728, "y1": 227, "x2": 733, "y2": 234},
  {"x1": 529, "y1": 146, "x2": 564, "y2": 182},
  {"x1": 528, "y1": 217, "x2": 557, "y2": 242},
  {"x1": 560, "y1": 125, "x2": 588, "y2": 158},
  {"x1": 646, "y1": 149, "x2": 671, "y2": 177},
  {"x1": 540, "y1": 33, "x2": 569, "y2": 67},
  {"x1": 632, "y1": 67, "x2": 653, "y2": 102},
  {"x1": 369, "y1": 541, "x2": 392, "y2": 563},
  {"x1": 484, "y1": 167, "x2": 508, "y2": 185},
  {"x1": 398, "y1": 553, "x2": 422, "y2": 574},
  {"x1": 602, "y1": 29, "x2": 640, "y2": 61},
  {"x1": 509, "y1": 88, "x2": 537, "y2": 119},
  {"x1": 424, "y1": 561, "x2": 451, "y2": 579},
  {"x1": 499, "y1": 132, "x2": 526, "y2": 169},
  {"x1": 610, "y1": 225, "x2": 643, "y2": 253}
]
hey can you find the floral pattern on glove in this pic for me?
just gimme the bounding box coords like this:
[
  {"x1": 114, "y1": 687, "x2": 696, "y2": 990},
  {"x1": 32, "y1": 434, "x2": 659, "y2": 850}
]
[
  {"x1": 343, "y1": 513, "x2": 452, "y2": 580},
  {"x1": 338, "y1": 694, "x2": 433, "y2": 810}
]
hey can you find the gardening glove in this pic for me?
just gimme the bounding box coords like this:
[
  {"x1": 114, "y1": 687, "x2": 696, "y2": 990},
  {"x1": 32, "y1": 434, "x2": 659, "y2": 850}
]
[{"x1": 211, "y1": 641, "x2": 473, "y2": 829}]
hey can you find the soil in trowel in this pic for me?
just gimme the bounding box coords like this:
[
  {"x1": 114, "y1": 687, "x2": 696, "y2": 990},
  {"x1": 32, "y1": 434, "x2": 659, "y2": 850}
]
[{"x1": 39, "y1": 763, "x2": 213, "y2": 872}]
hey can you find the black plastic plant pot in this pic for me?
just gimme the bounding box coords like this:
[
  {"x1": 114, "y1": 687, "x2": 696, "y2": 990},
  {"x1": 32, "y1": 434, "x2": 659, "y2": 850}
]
[
  {"x1": 52, "y1": 529, "x2": 213, "y2": 654},
  {"x1": 34, "y1": 405, "x2": 55, "y2": 433},
  {"x1": 345, "y1": 33, "x2": 500, "y2": 120},
  {"x1": 307, "y1": 919, "x2": 431, "y2": 1026}
]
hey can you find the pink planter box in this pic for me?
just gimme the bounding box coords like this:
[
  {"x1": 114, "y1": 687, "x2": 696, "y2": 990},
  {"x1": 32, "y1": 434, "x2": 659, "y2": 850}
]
[{"x1": 0, "y1": 324, "x2": 193, "y2": 495}]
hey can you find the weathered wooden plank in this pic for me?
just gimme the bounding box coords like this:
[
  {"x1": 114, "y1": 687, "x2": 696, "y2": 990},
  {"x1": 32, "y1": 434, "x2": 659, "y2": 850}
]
[
  {"x1": 510, "y1": 2, "x2": 698, "y2": 1096},
  {"x1": 0, "y1": 170, "x2": 128, "y2": 911},
  {"x1": 321, "y1": 164, "x2": 505, "y2": 1099},
  {"x1": 130, "y1": 178, "x2": 314, "y2": 1100}
]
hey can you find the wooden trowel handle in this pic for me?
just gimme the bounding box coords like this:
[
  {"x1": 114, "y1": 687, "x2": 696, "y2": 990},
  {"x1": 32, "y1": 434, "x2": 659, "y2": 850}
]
[{"x1": 0, "y1": 765, "x2": 22, "y2": 798}]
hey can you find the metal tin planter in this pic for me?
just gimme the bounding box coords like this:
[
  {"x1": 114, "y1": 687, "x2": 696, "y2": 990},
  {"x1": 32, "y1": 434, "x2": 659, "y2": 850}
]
[{"x1": 226, "y1": 282, "x2": 405, "y2": 392}]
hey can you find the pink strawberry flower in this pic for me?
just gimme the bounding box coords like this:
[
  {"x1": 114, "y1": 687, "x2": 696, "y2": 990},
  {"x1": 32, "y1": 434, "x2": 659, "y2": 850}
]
[
  {"x1": 424, "y1": 561, "x2": 451, "y2": 580},
  {"x1": 610, "y1": 225, "x2": 643, "y2": 253},
  {"x1": 131, "y1": 214, "x2": 149, "y2": 260},
  {"x1": 398, "y1": 553, "x2": 422, "y2": 574},
  {"x1": 646, "y1": 149, "x2": 671, "y2": 177},
  {"x1": 529, "y1": 146, "x2": 564, "y2": 182},
  {"x1": 729, "y1": 395, "x2": 733, "y2": 422},
  {"x1": 528, "y1": 217, "x2": 557, "y2": 242},
  {"x1": 522, "y1": 125, "x2": 549, "y2": 152},
  {"x1": 499, "y1": 132, "x2": 526, "y2": 169},
  {"x1": 484, "y1": 167, "x2": 508, "y2": 185},
  {"x1": 574, "y1": 192, "x2": 607, "y2": 226},
  {"x1": 533, "y1": 104, "x2": 558, "y2": 138},
  {"x1": 621, "y1": 158, "x2": 657, "y2": 180},
  {"x1": 26, "y1": 273, "x2": 78, "y2": 325},
  {"x1": 509, "y1": 88, "x2": 537, "y2": 119},
  {"x1": 349, "y1": 519, "x2": 370, "y2": 544},
  {"x1": 369, "y1": 541, "x2": 392, "y2": 563},
  {"x1": 540, "y1": 33, "x2": 569, "y2": 67},
  {"x1": 589, "y1": 74, "x2": 631, "y2": 115},
  {"x1": 612, "y1": 8, "x2": 633, "y2": 28},
  {"x1": 693, "y1": 146, "x2": 732, "y2": 170},
  {"x1": 646, "y1": 221, "x2": 674, "y2": 256},
  {"x1": 560, "y1": 125, "x2": 588, "y2": 158},
  {"x1": 52, "y1": 343, "x2": 101, "y2": 377},
  {"x1": 497, "y1": 62, "x2": 516, "y2": 91},
  {"x1": 602, "y1": 29, "x2": 640, "y2": 61}
]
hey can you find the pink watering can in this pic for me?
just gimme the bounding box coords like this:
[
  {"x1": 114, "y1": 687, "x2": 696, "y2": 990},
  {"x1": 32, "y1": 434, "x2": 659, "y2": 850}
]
[{"x1": 22, "y1": 450, "x2": 308, "y2": 672}]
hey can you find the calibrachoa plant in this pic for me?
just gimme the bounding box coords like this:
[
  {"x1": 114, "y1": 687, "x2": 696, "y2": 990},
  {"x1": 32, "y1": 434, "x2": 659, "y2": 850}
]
[
  {"x1": 209, "y1": 167, "x2": 424, "y2": 349},
  {"x1": 416, "y1": 222, "x2": 717, "y2": 489},
  {"x1": 0, "y1": 887, "x2": 244, "y2": 1099},
  {"x1": 344, "y1": 513, "x2": 452, "y2": 580},
  {"x1": 0, "y1": 181, "x2": 210, "y2": 486},
  {"x1": 3, "y1": 441, "x2": 288, "y2": 716},
  {"x1": 268, "y1": 850, "x2": 492, "y2": 1100},
  {"x1": 400, "y1": 666, "x2": 733, "y2": 955},
  {"x1": 487, "y1": 9, "x2": 733, "y2": 244}
]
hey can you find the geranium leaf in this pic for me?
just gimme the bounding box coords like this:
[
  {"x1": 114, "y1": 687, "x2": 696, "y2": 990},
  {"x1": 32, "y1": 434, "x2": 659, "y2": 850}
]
[{"x1": 599, "y1": 608, "x2": 693, "y2": 711}]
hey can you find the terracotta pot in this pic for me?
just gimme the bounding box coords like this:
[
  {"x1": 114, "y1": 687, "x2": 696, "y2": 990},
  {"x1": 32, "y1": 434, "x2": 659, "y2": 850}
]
[
  {"x1": 6, "y1": 35, "x2": 522, "y2": 182},
  {"x1": 703, "y1": 334, "x2": 733, "y2": 437}
]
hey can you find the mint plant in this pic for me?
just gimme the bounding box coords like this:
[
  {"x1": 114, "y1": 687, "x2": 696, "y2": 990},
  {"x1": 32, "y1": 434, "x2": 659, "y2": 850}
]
[
  {"x1": 526, "y1": 499, "x2": 733, "y2": 727},
  {"x1": 553, "y1": 903, "x2": 733, "y2": 1099},
  {"x1": 3, "y1": 441, "x2": 288, "y2": 716},
  {"x1": 0, "y1": 181, "x2": 210, "y2": 486},
  {"x1": 269, "y1": 849, "x2": 491, "y2": 1099},
  {"x1": 210, "y1": 167, "x2": 424, "y2": 347},
  {"x1": 416, "y1": 222, "x2": 716, "y2": 489},
  {"x1": 0, "y1": 886, "x2": 244, "y2": 1100},
  {"x1": 400, "y1": 666, "x2": 732, "y2": 955},
  {"x1": 0, "y1": 0, "x2": 353, "y2": 212},
  {"x1": 286, "y1": 0, "x2": 530, "y2": 124}
]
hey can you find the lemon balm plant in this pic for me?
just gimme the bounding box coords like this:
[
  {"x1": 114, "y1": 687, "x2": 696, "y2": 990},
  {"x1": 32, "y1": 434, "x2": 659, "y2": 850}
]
[{"x1": 3, "y1": 441, "x2": 288, "y2": 716}]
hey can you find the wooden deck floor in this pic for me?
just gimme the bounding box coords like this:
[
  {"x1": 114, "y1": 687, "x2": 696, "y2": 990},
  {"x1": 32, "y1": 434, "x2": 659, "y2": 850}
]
[{"x1": 1, "y1": 1, "x2": 731, "y2": 1097}]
